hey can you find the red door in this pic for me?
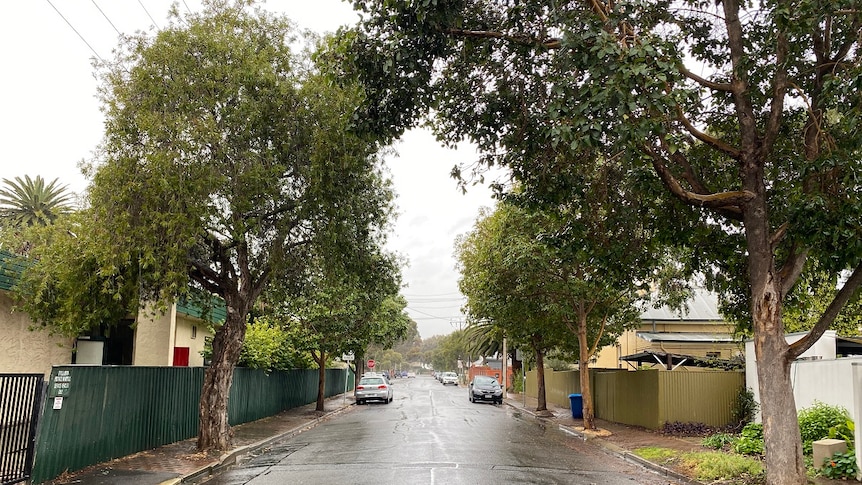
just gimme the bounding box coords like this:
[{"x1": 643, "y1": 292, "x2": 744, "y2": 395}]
[{"x1": 173, "y1": 347, "x2": 190, "y2": 367}]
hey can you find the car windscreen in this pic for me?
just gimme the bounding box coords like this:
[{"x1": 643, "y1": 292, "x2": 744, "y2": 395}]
[
  {"x1": 474, "y1": 377, "x2": 498, "y2": 386},
  {"x1": 359, "y1": 378, "x2": 384, "y2": 386}
]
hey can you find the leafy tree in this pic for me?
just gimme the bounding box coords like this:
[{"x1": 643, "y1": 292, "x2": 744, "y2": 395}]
[
  {"x1": 2, "y1": 211, "x2": 139, "y2": 337},
  {"x1": 273, "y1": 249, "x2": 409, "y2": 411},
  {"x1": 0, "y1": 175, "x2": 73, "y2": 228},
  {"x1": 431, "y1": 330, "x2": 470, "y2": 372},
  {"x1": 335, "y1": 1, "x2": 862, "y2": 482},
  {"x1": 86, "y1": 1, "x2": 393, "y2": 451},
  {"x1": 456, "y1": 200, "x2": 650, "y2": 425}
]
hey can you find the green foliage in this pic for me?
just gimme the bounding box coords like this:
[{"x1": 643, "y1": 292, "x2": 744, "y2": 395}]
[
  {"x1": 239, "y1": 318, "x2": 313, "y2": 371},
  {"x1": 337, "y1": 2, "x2": 862, "y2": 480},
  {"x1": 701, "y1": 433, "x2": 736, "y2": 451},
  {"x1": 4, "y1": 212, "x2": 139, "y2": 336},
  {"x1": 798, "y1": 401, "x2": 852, "y2": 456},
  {"x1": 828, "y1": 418, "x2": 855, "y2": 447},
  {"x1": 819, "y1": 450, "x2": 858, "y2": 480},
  {"x1": 731, "y1": 387, "x2": 760, "y2": 428},
  {"x1": 733, "y1": 423, "x2": 764, "y2": 456},
  {"x1": 511, "y1": 371, "x2": 524, "y2": 394},
  {"x1": 679, "y1": 451, "x2": 764, "y2": 481}
]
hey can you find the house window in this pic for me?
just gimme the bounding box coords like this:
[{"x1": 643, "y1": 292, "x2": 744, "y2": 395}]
[
  {"x1": 191, "y1": 326, "x2": 197, "y2": 339},
  {"x1": 706, "y1": 351, "x2": 721, "y2": 358}
]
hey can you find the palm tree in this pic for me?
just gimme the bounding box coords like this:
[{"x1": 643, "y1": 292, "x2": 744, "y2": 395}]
[{"x1": 0, "y1": 175, "x2": 73, "y2": 227}]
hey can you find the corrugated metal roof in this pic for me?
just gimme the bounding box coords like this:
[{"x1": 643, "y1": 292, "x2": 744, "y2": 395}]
[
  {"x1": 637, "y1": 331, "x2": 738, "y2": 343},
  {"x1": 641, "y1": 287, "x2": 723, "y2": 321},
  {"x1": 177, "y1": 295, "x2": 227, "y2": 323},
  {"x1": 0, "y1": 250, "x2": 27, "y2": 291}
]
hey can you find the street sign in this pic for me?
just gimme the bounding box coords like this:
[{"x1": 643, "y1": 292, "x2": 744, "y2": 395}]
[
  {"x1": 341, "y1": 352, "x2": 355, "y2": 361},
  {"x1": 367, "y1": 359, "x2": 375, "y2": 368}
]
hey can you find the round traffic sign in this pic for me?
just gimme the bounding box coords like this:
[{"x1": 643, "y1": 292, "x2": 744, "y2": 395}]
[{"x1": 368, "y1": 359, "x2": 375, "y2": 368}]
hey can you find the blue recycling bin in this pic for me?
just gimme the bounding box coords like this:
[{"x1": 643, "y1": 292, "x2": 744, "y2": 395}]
[{"x1": 568, "y1": 393, "x2": 583, "y2": 419}]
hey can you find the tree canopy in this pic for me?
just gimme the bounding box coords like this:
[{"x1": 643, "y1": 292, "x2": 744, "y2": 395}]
[
  {"x1": 334, "y1": 1, "x2": 861, "y2": 482},
  {"x1": 82, "y1": 0, "x2": 397, "y2": 451}
]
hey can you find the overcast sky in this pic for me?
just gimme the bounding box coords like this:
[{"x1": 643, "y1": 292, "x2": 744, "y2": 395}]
[{"x1": 0, "y1": 0, "x2": 500, "y2": 339}]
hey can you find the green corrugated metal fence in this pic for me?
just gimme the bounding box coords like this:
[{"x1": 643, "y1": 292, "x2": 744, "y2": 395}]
[
  {"x1": 31, "y1": 365, "x2": 351, "y2": 483},
  {"x1": 526, "y1": 368, "x2": 744, "y2": 429}
]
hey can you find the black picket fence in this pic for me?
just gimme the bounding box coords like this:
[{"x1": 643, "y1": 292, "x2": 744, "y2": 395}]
[{"x1": 0, "y1": 374, "x2": 44, "y2": 485}]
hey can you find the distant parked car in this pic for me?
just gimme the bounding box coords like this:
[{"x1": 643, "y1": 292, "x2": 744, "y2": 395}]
[
  {"x1": 407, "y1": 372, "x2": 416, "y2": 378},
  {"x1": 355, "y1": 375, "x2": 393, "y2": 405},
  {"x1": 441, "y1": 372, "x2": 458, "y2": 385},
  {"x1": 401, "y1": 370, "x2": 408, "y2": 377},
  {"x1": 468, "y1": 375, "x2": 503, "y2": 404}
]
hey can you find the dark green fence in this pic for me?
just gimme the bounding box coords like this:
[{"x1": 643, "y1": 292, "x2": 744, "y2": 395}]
[{"x1": 31, "y1": 366, "x2": 351, "y2": 483}]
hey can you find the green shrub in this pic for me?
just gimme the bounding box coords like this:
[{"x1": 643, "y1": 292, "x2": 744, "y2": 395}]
[
  {"x1": 828, "y1": 418, "x2": 855, "y2": 448},
  {"x1": 820, "y1": 450, "x2": 858, "y2": 480},
  {"x1": 733, "y1": 422, "x2": 764, "y2": 456},
  {"x1": 731, "y1": 387, "x2": 760, "y2": 427},
  {"x1": 701, "y1": 432, "x2": 735, "y2": 450},
  {"x1": 512, "y1": 372, "x2": 524, "y2": 393},
  {"x1": 679, "y1": 451, "x2": 764, "y2": 481},
  {"x1": 798, "y1": 401, "x2": 851, "y2": 456}
]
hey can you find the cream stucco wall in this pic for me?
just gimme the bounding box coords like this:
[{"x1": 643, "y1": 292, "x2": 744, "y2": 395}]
[
  {"x1": 132, "y1": 303, "x2": 176, "y2": 366},
  {"x1": 173, "y1": 313, "x2": 211, "y2": 367},
  {"x1": 132, "y1": 303, "x2": 213, "y2": 366},
  {"x1": 0, "y1": 292, "x2": 73, "y2": 376}
]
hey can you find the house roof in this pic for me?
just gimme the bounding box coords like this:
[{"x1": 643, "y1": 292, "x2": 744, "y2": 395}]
[
  {"x1": 620, "y1": 349, "x2": 744, "y2": 370},
  {"x1": 636, "y1": 331, "x2": 739, "y2": 343},
  {"x1": 177, "y1": 295, "x2": 227, "y2": 323},
  {"x1": 641, "y1": 288, "x2": 723, "y2": 321},
  {"x1": 0, "y1": 250, "x2": 27, "y2": 292}
]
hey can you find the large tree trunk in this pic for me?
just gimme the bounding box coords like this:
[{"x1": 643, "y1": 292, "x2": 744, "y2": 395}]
[
  {"x1": 742, "y1": 151, "x2": 806, "y2": 483},
  {"x1": 535, "y1": 347, "x2": 547, "y2": 412},
  {"x1": 755, "y1": 322, "x2": 805, "y2": 485},
  {"x1": 577, "y1": 316, "x2": 595, "y2": 430},
  {"x1": 197, "y1": 307, "x2": 247, "y2": 451},
  {"x1": 315, "y1": 350, "x2": 327, "y2": 412}
]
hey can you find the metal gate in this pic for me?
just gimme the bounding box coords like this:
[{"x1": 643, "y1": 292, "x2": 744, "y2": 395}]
[{"x1": 0, "y1": 374, "x2": 44, "y2": 485}]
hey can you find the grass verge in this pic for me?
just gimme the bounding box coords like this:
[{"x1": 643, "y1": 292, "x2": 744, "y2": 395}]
[{"x1": 633, "y1": 447, "x2": 764, "y2": 483}]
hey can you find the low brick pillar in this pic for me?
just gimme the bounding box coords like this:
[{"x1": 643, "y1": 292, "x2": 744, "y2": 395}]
[{"x1": 813, "y1": 438, "x2": 847, "y2": 469}]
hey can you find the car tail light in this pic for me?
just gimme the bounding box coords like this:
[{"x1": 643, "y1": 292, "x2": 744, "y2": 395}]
[
  {"x1": 377, "y1": 385, "x2": 387, "y2": 389},
  {"x1": 356, "y1": 386, "x2": 365, "y2": 390}
]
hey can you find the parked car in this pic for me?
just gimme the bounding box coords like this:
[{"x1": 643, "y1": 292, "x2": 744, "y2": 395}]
[
  {"x1": 355, "y1": 375, "x2": 393, "y2": 404},
  {"x1": 468, "y1": 375, "x2": 503, "y2": 404},
  {"x1": 441, "y1": 371, "x2": 458, "y2": 385},
  {"x1": 407, "y1": 372, "x2": 416, "y2": 378}
]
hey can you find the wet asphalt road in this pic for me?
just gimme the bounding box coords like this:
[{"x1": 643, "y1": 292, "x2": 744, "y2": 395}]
[{"x1": 200, "y1": 375, "x2": 677, "y2": 485}]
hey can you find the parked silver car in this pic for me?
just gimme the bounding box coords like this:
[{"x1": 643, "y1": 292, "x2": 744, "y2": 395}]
[
  {"x1": 440, "y1": 371, "x2": 458, "y2": 386},
  {"x1": 355, "y1": 375, "x2": 393, "y2": 404}
]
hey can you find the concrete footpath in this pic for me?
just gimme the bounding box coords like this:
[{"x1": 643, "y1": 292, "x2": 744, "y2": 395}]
[{"x1": 44, "y1": 392, "x2": 701, "y2": 485}]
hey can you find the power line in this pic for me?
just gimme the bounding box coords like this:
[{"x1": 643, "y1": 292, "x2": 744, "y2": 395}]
[
  {"x1": 402, "y1": 292, "x2": 463, "y2": 297},
  {"x1": 405, "y1": 307, "x2": 463, "y2": 320},
  {"x1": 45, "y1": 0, "x2": 104, "y2": 62},
  {"x1": 137, "y1": 0, "x2": 159, "y2": 29},
  {"x1": 90, "y1": 0, "x2": 121, "y2": 36}
]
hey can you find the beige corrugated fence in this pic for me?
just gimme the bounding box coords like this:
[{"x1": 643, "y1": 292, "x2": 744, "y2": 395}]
[{"x1": 524, "y1": 367, "x2": 744, "y2": 429}]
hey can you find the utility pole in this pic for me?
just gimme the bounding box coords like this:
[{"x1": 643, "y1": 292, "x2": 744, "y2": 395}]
[{"x1": 501, "y1": 336, "x2": 507, "y2": 399}]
